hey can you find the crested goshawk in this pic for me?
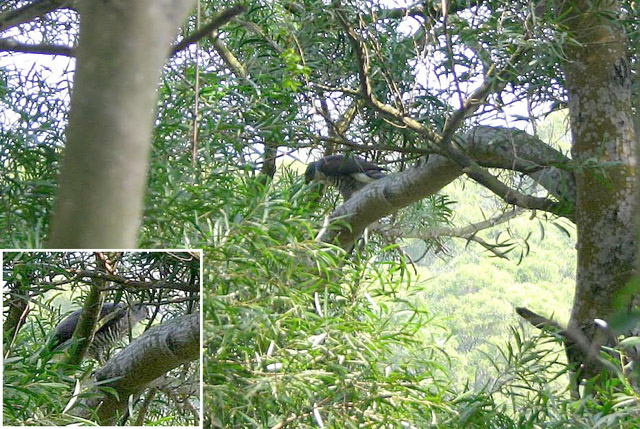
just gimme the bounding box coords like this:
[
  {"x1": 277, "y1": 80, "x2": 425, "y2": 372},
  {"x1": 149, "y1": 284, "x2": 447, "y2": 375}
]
[
  {"x1": 305, "y1": 154, "x2": 386, "y2": 200},
  {"x1": 51, "y1": 302, "x2": 148, "y2": 362}
]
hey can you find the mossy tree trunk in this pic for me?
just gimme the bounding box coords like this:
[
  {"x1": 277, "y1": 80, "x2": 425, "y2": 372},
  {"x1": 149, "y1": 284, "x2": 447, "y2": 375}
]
[{"x1": 557, "y1": 0, "x2": 637, "y2": 379}]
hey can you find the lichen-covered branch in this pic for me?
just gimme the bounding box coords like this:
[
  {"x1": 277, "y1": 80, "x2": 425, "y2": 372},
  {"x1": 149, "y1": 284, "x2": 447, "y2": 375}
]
[
  {"x1": 80, "y1": 312, "x2": 200, "y2": 425},
  {"x1": 321, "y1": 126, "x2": 575, "y2": 250}
]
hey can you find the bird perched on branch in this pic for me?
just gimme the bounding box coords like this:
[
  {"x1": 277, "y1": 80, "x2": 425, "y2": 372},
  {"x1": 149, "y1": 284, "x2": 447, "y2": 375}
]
[
  {"x1": 305, "y1": 154, "x2": 386, "y2": 200},
  {"x1": 51, "y1": 302, "x2": 148, "y2": 362}
]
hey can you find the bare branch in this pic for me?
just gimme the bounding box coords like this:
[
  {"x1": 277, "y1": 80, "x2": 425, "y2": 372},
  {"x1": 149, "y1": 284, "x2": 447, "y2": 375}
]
[
  {"x1": 170, "y1": 4, "x2": 247, "y2": 56},
  {"x1": 516, "y1": 307, "x2": 564, "y2": 331},
  {"x1": 74, "y1": 270, "x2": 199, "y2": 293},
  {"x1": 516, "y1": 306, "x2": 622, "y2": 398},
  {"x1": 413, "y1": 208, "x2": 525, "y2": 240},
  {"x1": 0, "y1": 0, "x2": 74, "y2": 32},
  {"x1": 0, "y1": 37, "x2": 74, "y2": 56},
  {"x1": 462, "y1": 162, "x2": 570, "y2": 217},
  {"x1": 320, "y1": 126, "x2": 575, "y2": 250},
  {"x1": 322, "y1": 154, "x2": 462, "y2": 250},
  {"x1": 211, "y1": 35, "x2": 246, "y2": 78}
]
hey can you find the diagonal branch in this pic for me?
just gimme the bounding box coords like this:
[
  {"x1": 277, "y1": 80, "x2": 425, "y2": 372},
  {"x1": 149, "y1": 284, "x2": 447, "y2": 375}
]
[
  {"x1": 320, "y1": 126, "x2": 575, "y2": 250},
  {"x1": 169, "y1": 4, "x2": 247, "y2": 57},
  {"x1": 462, "y1": 162, "x2": 571, "y2": 216},
  {"x1": 516, "y1": 305, "x2": 623, "y2": 398},
  {"x1": 79, "y1": 312, "x2": 200, "y2": 425},
  {"x1": 0, "y1": 0, "x2": 74, "y2": 32},
  {"x1": 413, "y1": 208, "x2": 525, "y2": 240},
  {"x1": 211, "y1": 35, "x2": 246, "y2": 78}
]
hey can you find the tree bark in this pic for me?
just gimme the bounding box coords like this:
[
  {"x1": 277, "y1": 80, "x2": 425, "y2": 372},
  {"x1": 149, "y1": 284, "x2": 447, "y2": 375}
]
[
  {"x1": 81, "y1": 312, "x2": 200, "y2": 425},
  {"x1": 557, "y1": 0, "x2": 636, "y2": 378},
  {"x1": 259, "y1": 140, "x2": 278, "y2": 179},
  {"x1": 48, "y1": 0, "x2": 196, "y2": 248},
  {"x1": 67, "y1": 284, "x2": 104, "y2": 365},
  {"x1": 3, "y1": 286, "x2": 30, "y2": 356}
]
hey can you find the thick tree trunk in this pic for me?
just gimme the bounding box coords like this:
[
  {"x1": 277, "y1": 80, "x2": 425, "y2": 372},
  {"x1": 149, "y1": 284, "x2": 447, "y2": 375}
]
[
  {"x1": 48, "y1": 0, "x2": 196, "y2": 248},
  {"x1": 559, "y1": 0, "x2": 636, "y2": 379}
]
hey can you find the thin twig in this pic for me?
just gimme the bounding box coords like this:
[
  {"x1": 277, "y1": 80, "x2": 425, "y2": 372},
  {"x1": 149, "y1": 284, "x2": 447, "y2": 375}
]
[
  {"x1": 170, "y1": 4, "x2": 247, "y2": 56},
  {"x1": 0, "y1": 37, "x2": 74, "y2": 56},
  {"x1": 191, "y1": 0, "x2": 201, "y2": 168}
]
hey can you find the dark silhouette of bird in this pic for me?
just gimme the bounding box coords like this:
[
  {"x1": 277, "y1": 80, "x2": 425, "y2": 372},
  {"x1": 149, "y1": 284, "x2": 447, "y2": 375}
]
[
  {"x1": 305, "y1": 154, "x2": 386, "y2": 200},
  {"x1": 51, "y1": 302, "x2": 148, "y2": 362}
]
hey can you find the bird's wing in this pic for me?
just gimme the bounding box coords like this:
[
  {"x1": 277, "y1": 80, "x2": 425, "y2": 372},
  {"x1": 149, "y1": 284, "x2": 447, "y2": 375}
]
[{"x1": 320, "y1": 155, "x2": 385, "y2": 176}]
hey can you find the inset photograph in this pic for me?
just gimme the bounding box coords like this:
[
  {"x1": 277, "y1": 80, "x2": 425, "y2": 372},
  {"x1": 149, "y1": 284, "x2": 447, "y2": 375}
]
[{"x1": 2, "y1": 250, "x2": 201, "y2": 426}]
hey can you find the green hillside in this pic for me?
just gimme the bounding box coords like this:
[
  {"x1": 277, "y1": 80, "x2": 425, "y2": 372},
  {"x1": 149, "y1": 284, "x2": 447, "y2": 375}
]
[{"x1": 407, "y1": 176, "x2": 576, "y2": 385}]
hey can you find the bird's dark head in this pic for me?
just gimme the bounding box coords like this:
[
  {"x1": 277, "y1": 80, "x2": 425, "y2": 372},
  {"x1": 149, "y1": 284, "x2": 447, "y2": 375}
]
[
  {"x1": 304, "y1": 161, "x2": 321, "y2": 184},
  {"x1": 130, "y1": 303, "x2": 148, "y2": 324}
]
